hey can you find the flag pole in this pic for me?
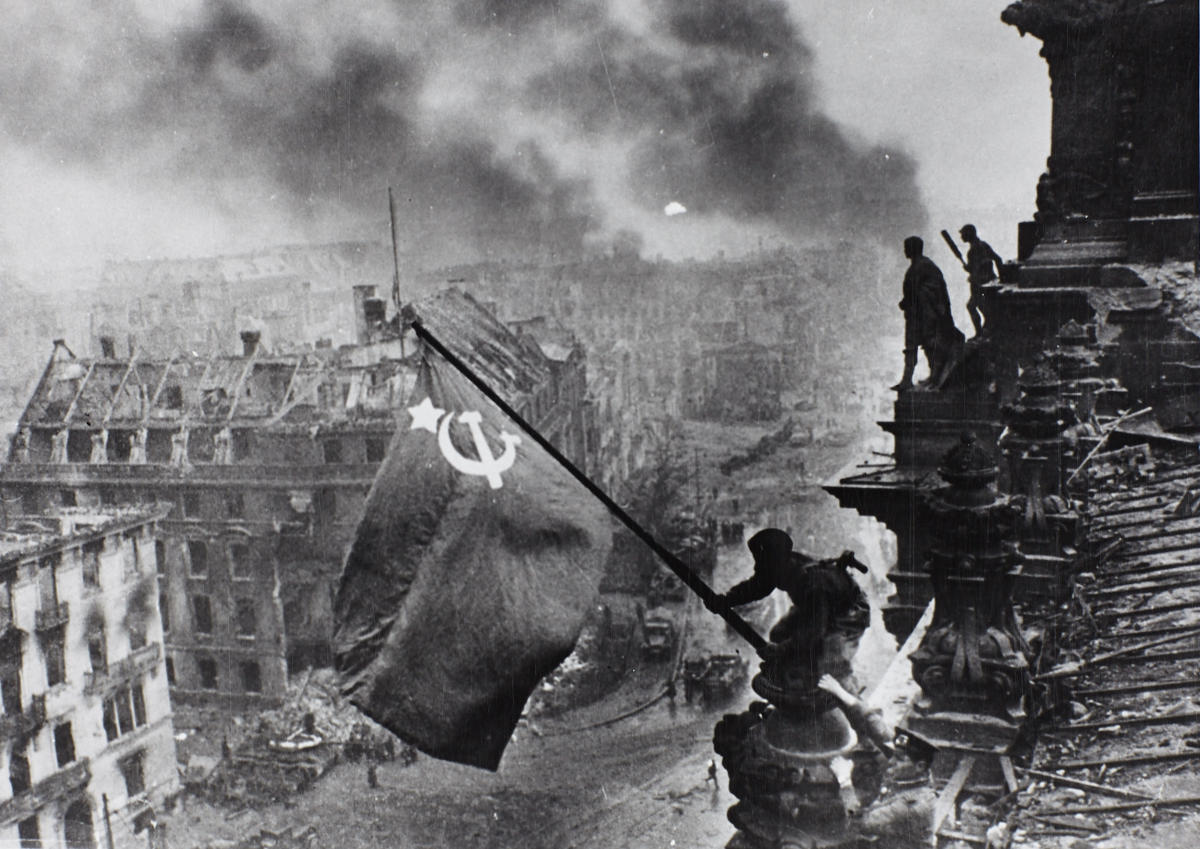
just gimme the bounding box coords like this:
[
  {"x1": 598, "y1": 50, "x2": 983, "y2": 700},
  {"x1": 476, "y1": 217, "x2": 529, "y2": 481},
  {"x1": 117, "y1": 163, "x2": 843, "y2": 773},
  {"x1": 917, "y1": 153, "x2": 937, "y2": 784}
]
[{"x1": 407, "y1": 317, "x2": 767, "y2": 652}]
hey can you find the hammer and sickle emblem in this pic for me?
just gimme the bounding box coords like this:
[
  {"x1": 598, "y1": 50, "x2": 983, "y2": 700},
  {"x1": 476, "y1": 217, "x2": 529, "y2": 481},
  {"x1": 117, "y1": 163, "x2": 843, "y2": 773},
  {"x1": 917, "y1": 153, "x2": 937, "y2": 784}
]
[{"x1": 437, "y1": 410, "x2": 521, "y2": 489}]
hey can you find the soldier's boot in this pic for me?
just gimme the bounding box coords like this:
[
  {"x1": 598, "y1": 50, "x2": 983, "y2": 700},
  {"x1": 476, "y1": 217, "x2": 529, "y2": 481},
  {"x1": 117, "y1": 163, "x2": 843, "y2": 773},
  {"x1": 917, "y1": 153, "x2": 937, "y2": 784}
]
[{"x1": 890, "y1": 349, "x2": 917, "y2": 391}]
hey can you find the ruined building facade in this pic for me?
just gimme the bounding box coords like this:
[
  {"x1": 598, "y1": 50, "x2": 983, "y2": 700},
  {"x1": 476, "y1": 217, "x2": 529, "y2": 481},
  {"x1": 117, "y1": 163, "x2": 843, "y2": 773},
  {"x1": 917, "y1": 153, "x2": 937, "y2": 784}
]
[
  {"x1": 1, "y1": 289, "x2": 594, "y2": 705},
  {"x1": 829, "y1": 0, "x2": 1198, "y2": 640},
  {"x1": 0, "y1": 507, "x2": 177, "y2": 849}
]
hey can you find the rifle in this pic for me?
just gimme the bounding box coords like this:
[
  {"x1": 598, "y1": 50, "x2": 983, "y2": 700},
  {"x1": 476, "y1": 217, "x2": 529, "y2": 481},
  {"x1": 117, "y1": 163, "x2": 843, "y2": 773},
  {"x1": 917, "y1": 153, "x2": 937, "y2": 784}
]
[{"x1": 941, "y1": 229, "x2": 967, "y2": 270}]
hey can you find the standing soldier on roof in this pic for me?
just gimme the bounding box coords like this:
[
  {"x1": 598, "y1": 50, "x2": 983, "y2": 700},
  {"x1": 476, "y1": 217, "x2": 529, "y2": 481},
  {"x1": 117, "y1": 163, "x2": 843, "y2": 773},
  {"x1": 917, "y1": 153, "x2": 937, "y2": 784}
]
[
  {"x1": 959, "y1": 224, "x2": 1003, "y2": 337},
  {"x1": 892, "y1": 236, "x2": 963, "y2": 392}
]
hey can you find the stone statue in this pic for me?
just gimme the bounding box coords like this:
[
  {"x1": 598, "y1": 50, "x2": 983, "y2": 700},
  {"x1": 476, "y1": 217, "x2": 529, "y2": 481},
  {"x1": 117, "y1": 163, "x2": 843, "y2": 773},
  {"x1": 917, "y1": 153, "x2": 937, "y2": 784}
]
[
  {"x1": 213, "y1": 427, "x2": 233, "y2": 465},
  {"x1": 169, "y1": 428, "x2": 190, "y2": 467},
  {"x1": 8, "y1": 429, "x2": 30, "y2": 464},
  {"x1": 89, "y1": 431, "x2": 108, "y2": 464},
  {"x1": 49, "y1": 429, "x2": 69, "y2": 464},
  {"x1": 128, "y1": 429, "x2": 147, "y2": 465}
]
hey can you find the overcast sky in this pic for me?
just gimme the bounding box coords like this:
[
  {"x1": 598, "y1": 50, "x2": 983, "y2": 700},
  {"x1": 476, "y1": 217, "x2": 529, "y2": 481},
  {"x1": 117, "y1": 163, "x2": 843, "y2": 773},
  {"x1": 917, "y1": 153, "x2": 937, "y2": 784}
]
[{"x1": 0, "y1": 0, "x2": 1049, "y2": 276}]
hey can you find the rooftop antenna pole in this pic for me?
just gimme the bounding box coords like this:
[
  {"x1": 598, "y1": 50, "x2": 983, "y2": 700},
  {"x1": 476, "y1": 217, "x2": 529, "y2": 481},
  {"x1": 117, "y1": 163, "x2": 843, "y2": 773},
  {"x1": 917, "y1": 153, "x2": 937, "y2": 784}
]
[{"x1": 387, "y1": 187, "x2": 405, "y2": 355}]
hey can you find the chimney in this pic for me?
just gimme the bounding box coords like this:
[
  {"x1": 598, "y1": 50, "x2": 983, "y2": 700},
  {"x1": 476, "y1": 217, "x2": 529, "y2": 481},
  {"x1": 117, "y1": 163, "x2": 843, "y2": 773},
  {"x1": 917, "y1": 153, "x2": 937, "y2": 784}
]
[
  {"x1": 352, "y1": 285, "x2": 377, "y2": 345},
  {"x1": 99, "y1": 336, "x2": 116, "y2": 359},
  {"x1": 240, "y1": 330, "x2": 261, "y2": 357},
  {"x1": 363, "y1": 297, "x2": 387, "y2": 327}
]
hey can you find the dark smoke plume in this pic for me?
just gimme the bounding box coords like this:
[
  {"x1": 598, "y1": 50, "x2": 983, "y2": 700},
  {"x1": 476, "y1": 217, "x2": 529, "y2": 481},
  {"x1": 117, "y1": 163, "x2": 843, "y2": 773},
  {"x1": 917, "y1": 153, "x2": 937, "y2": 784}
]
[{"x1": 0, "y1": 0, "x2": 925, "y2": 267}]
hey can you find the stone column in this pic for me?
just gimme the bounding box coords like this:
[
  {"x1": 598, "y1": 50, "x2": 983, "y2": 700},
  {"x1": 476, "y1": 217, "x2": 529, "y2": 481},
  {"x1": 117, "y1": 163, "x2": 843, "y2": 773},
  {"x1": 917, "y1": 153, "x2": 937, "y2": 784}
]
[
  {"x1": 999, "y1": 358, "x2": 1077, "y2": 533},
  {"x1": 904, "y1": 433, "x2": 1031, "y2": 774},
  {"x1": 89, "y1": 430, "x2": 109, "y2": 464}
]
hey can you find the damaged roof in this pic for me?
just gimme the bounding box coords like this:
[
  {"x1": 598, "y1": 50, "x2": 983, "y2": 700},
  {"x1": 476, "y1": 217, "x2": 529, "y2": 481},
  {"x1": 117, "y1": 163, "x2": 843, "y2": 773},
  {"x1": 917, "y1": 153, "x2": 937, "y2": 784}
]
[{"x1": 15, "y1": 287, "x2": 558, "y2": 431}]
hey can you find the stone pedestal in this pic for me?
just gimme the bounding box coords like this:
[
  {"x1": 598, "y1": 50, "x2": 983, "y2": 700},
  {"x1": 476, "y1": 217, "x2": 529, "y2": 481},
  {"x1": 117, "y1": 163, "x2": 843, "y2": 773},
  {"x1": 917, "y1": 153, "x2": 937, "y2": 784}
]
[
  {"x1": 902, "y1": 434, "x2": 1031, "y2": 769},
  {"x1": 714, "y1": 607, "x2": 880, "y2": 847}
]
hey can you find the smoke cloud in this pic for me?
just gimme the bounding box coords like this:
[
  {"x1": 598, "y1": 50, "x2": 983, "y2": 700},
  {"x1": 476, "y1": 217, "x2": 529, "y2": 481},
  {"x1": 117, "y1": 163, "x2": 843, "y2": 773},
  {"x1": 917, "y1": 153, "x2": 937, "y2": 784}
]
[{"x1": 0, "y1": 0, "x2": 925, "y2": 269}]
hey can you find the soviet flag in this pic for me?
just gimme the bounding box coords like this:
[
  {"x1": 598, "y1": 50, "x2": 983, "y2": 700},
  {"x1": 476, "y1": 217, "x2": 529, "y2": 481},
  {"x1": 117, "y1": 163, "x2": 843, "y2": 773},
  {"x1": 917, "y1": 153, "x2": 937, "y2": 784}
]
[{"x1": 333, "y1": 348, "x2": 612, "y2": 770}]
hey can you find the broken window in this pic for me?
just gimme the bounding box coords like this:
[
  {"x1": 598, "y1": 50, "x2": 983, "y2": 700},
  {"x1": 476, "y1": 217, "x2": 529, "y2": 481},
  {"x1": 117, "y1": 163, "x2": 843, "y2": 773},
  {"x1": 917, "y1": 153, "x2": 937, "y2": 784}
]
[
  {"x1": 322, "y1": 439, "x2": 342, "y2": 464},
  {"x1": 44, "y1": 632, "x2": 66, "y2": 688},
  {"x1": 145, "y1": 428, "x2": 172, "y2": 462},
  {"x1": 37, "y1": 556, "x2": 59, "y2": 609},
  {"x1": 241, "y1": 661, "x2": 262, "y2": 694},
  {"x1": 165, "y1": 656, "x2": 176, "y2": 686},
  {"x1": 365, "y1": 437, "x2": 387, "y2": 463},
  {"x1": 131, "y1": 683, "x2": 146, "y2": 726},
  {"x1": 232, "y1": 429, "x2": 254, "y2": 461},
  {"x1": 192, "y1": 595, "x2": 212, "y2": 634},
  {"x1": 187, "y1": 541, "x2": 207, "y2": 577},
  {"x1": 159, "y1": 592, "x2": 170, "y2": 633},
  {"x1": 87, "y1": 630, "x2": 107, "y2": 674},
  {"x1": 125, "y1": 532, "x2": 140, "y2": 575},
  {"x1": 66, "y1": 430, "x2": 92, "y2": 462},
  {"x1": 115, "y1": 688, "x2": 134, "y2": 735},
  {"x1": 155, "y1": 540, "x2": 166, "y2": 575},
  {"x1": 0, "y1": 669, "x2": 21, "y2": 714},
  {"x1": 54, "y1": 722, "x2": 76, "y2": 767},
  {"x1": 108, "y1": 429, "x2": 133, "y2": 461},
  {"x1": 188, "y1": 427, "x2": 215, "y2": 463},
  {"x1": 0, "y1": 580, "x2": 12, "y2": 630},
  {"x1": 9, "y1": 746, "x2": 30, "y2": 795},
  {"x1": 102, "y1": 696, "x2": 119, "y2": 741},
  {"x1": 60, "y1": 489, "x2": 77, "y2": 507},
  {"x1": 230, "y1": 544, "x2": 252, "y2": 580},
  {"x1": 234, "y1": 598, "x2": 256, "y2": 638},
  {"x1": 225, "y1": 492, "x2": 244, "y2": 518},
  {"x1": 163, "y1": 384, "x2": 183, "y2": 409},
  {"x1": 119, "y1": 751, "x2": 146, "y2": 796},
  {"x1": 183, "y1": 490, "x2": 201, "y2": 517},
  {"x1": 197, "y1": 656, "x2": 218, "y2": 689},
  {"x1": 17, "y1": 816, "x2": 37, "y2": 849},
  {"x1": 129, "y1": 620, "x2": 146, "y2": 650},
  {"x1": 82, "y1": 540, "x2": 102, "y2": 589}
]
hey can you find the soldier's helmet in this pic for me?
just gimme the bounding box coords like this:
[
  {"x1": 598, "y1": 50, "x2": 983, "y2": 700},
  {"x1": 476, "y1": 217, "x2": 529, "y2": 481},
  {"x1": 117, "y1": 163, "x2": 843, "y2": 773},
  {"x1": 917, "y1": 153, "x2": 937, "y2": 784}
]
[
  {"x1": 960, "y1": 224, "x2": 977, "y2": 239},
  {"x1": 747, "y1": 528, "x2": 793, "y2": 566}
]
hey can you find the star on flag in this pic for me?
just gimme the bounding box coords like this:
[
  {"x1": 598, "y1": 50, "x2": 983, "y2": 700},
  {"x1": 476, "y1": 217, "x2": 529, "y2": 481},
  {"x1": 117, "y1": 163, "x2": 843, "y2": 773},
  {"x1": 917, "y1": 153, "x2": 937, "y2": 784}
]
[{"x1": 408, "y1": 397, "x2": 444, "y2": 433}]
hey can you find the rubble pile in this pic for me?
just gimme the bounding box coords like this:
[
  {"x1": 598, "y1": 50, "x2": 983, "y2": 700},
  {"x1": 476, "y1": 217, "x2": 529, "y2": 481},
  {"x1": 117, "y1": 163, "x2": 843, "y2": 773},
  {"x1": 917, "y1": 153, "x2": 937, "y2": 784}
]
[
  {"x1": 255, "y1": 669, "x2": 395, "y2": 751},
  {"x1": 194, "y1": 670, "x2": 414, "y2": 807}
]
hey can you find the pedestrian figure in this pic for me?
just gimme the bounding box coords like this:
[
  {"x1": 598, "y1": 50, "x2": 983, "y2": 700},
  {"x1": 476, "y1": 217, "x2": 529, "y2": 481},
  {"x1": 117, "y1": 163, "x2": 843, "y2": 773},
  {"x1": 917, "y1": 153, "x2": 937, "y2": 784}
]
[
  {"x1": 705, "y1": 759, "x2": 719, "y2": 791},
  {"x1": 367, "y1": 762, "x2": 378, "y2": 788}
]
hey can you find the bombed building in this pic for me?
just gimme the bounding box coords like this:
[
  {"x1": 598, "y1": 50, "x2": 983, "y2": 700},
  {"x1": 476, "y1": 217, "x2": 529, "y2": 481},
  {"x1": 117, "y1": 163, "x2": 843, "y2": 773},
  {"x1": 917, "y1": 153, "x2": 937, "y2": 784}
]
[
  {"x1": 0, "y1": 506, "x2": 177, "y2": 849},
  {"x1": 1, "y1": 288, "x2": 595, "y2": 705}
]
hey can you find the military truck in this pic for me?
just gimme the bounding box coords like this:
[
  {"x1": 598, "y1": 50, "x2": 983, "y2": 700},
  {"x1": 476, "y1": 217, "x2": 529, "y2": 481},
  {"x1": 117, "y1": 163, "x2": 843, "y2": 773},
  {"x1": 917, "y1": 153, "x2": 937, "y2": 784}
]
[
  {"x1": 641, "y1": 615, "x2": 676, "y2": 661},
  {"x1": 682, "y1": 653, "x2": 749, "y2": 704}
]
